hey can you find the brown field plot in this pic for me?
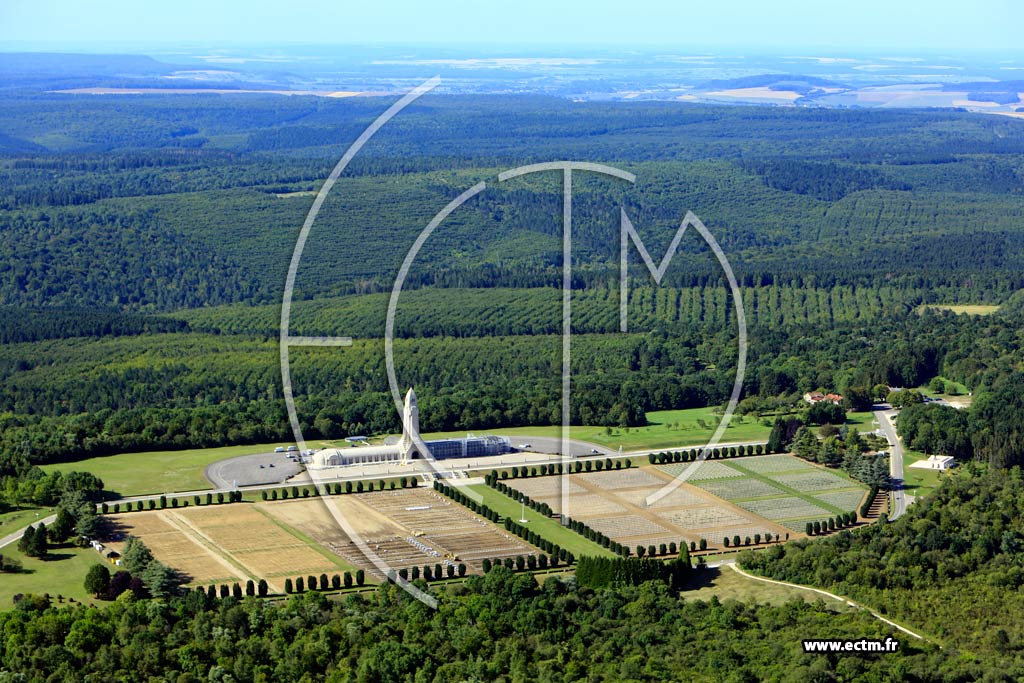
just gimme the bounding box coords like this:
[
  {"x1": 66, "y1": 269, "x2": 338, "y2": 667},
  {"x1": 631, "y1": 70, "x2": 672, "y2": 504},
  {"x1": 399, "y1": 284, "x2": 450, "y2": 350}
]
[
  {"x1": 108, "y1": 505, "x2": 352, "y2": 593},
  {"x1": 108, "y1": 489, "x2": 541, "y2": 591},
  {"x1": 265, "y1": 489, "x2": 539, "y2": 575}
]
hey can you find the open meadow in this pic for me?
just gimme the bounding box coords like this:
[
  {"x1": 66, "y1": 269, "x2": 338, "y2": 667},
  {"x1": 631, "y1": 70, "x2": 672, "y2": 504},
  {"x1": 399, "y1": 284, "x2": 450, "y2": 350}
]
[{"x1": 42, "y1": 443, "x2": 298, "y2": 497}]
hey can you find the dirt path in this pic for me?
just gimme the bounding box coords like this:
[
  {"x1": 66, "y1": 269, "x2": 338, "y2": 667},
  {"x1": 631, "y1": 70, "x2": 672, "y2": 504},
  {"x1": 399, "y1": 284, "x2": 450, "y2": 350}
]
[{"x1": 727, "y1": 563, "x2": 931, "y2": 643}]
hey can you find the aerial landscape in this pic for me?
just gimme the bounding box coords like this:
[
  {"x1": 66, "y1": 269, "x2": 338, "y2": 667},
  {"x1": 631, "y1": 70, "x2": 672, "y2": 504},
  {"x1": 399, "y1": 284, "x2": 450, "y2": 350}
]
[{"x1": 2, "y1": 0, "x2": 1024, "y2": 681}]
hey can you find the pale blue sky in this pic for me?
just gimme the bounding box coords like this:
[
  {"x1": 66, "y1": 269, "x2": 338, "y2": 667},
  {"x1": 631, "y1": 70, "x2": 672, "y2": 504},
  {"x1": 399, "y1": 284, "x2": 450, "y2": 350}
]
[{"x1": 0, "y1": 0, "x2": 1020, "y2": 51}]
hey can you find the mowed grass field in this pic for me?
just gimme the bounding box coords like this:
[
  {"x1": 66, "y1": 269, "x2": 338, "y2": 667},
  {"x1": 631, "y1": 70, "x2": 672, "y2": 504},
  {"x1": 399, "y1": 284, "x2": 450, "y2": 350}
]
[
  {"x1": 409, "y1": 407, "x2": 775, "y2": 451},
  {"x1": 901, "y1": 449, "x2": 951, "y2": 497},
  {"x1": 464, "y1": 484, "x2": 616, "y2": 559},
  {"x1": 0, "y1": 506, "x2": 49, "y2": 536},
  {"x1": 681, "y1": 564, "x2": 856, "y2": 610},
  {"x1": 916, "y1": 304, "x2": 1000, "y2": 316},
  {"x1": 42, "y1": 442, "x2": 297, "y2": 497},
  {"x1": 0, "y1": 544, "x2": 106, "y2": 609}
]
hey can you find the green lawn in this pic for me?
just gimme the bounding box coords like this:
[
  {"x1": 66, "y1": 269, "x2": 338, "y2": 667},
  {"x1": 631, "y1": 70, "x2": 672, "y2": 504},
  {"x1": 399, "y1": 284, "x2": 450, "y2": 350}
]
[
  {"x1": 380, "y1": 407, "x2": 775, "y2": 452},
  {"x1": 0, "y1": 506, "x2": 49, "y2": 536},
  {"x1": 464, "y1": 484, "x2": 616, "y2": 559},
  {"x1": 0, "y1": 544, "x2": 106, "y2": 609},
  {"x1": 410, "y1": 407, "x2": 875, "y2": 452},
  {"x1": 916, "y1": 304, "x2": 1000, "y2": 316},
  {"x1": 916, "y1": 377, "x2": 971, "y2": 399},
  {"x1": 845, "y1": 411, "x2": 879, "y2": 431},
  {"x1": 42, "y1": 442, "x2": 296, "y2": 497},
  {"x1": 901, "y1": 449, "x2": 952, "y2": 497},
  {"x1": 681, "y1": 565, "x2": 855, "y2": 609}
]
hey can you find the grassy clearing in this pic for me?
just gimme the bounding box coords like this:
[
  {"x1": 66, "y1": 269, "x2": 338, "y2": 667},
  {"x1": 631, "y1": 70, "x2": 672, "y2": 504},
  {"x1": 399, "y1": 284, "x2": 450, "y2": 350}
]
[
  {"x1": 463, "y1": 484, "x2": 616, "y2": 559},
  {"x1": 917, "y1": 304, "x2": 1000, "y2": 316},
  {"x1": 0, "y1": 506, "x2": 49, "y2": 537},
  {"x1": 42, "y1": 442, "x2": 295, "y2": 497},
  {"x1": 901, "y1": 449, "x2": 951, "y2": 497},
  {"x1": 405, "y1": 407, "x2": 774, "y2": 451},
  {"x1": 917, "y1": 377, "x2": 971, "y2": 399},
  {"x1": 420, "y1": 407, "x2": 875, "y2": 452},
  {"x1": 680, "y1": 565, "x2": 855, "y2": 609},
  {"x1": 0, "y1": 544, "x2": 105, "y2": 609},
  {"x1": 811, "y1": 411, "x2": 878, "y2": 437},
  {"x1": 845, "y1": 411, "x2": 879, "y2": 430}
]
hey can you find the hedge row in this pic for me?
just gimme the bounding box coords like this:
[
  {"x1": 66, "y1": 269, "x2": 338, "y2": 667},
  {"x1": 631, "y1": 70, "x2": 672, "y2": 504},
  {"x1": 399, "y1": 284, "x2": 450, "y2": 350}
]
[
  {"x1": 101, "y1": 491, "x2": 242, "y2": 514},
  {"x1": 435, "y1": 481, "x2": 571, "y2": 564},
  {"x1": 647, "y1": 443, "x2": 769, "y2": 466},
  {"x1": 284, "y1": 570, "x2": 365, "y2": 593},
  {"x1": 721, "y1": 531, "x2": 786, "y2": 548},
  {"x1": 483, "y1": 478, "x2": 553, "y2": 517},
  {"x1": 261, "y1": 477, "x2": 419, "y2": 501},
  {"x1": 804, "y1": 511, "x2": 859, "y2": 536},
  {"x1": 860, "y1": 486, "x2": 880, "y2": 518},
  {"x1": 390, "y1": 563, "x2": 467, "y2": 583},
  {"x1": 435, "y1": 481, "x2": 501, "y2": 523},
  {"x1": 196, "y1": 578, "x2": 269, "y2": 600},
  {"x1": 576, "y1": 554, "x2": 691, "y2": 589},
  {"x1": 490, "y1": 457, "x2": 632, "y2": 481},
  {"x1": 482, "y1": 554, "x2": 561, "y2": 573}
]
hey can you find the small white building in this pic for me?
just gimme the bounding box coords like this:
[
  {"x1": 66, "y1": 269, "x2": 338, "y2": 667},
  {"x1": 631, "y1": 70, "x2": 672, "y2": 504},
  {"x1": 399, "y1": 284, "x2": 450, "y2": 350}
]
[{"x1": 909, "y1": 454, "x2": 955, "y2": 471}]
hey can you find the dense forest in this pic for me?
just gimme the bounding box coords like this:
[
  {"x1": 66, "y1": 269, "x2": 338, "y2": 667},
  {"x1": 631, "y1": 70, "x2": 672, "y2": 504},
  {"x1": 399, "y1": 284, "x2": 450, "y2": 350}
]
[
  {"x1": 741, "y1": 466, "x2": 1024, "y2": 676},
  {"x1": 5, "y1": 301, "x2": 1024, "y2": 467},
  {"x1": 0, "y1": 567, "x2": 969, "y2": 682},
  {"x1": 1, "y1": 96, "x2": 1024, "y2": 310},
  {"x1": 1, "y1": 94, "x2": 1024, "y2": 470}
]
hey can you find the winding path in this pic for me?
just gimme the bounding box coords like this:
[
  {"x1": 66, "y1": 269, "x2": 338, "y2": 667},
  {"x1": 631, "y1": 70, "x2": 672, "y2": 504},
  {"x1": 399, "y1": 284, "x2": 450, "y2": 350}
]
[{"x1": 727, "y1": 562, "x2": 931, "y2": 643}]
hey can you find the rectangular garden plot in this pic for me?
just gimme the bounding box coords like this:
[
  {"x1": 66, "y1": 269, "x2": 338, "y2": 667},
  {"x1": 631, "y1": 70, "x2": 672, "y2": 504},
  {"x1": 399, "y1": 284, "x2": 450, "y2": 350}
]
[
  {"x1": 586, "y1": 514, "x2": 676, "y2": 541},
  {"x1": 658, "y1": 460, "x2": 744, "y2": 481},
  {"x1": 692, "y1": 477, "x2": 786, "y2": 501},
  {"x1": 811, "y1": 489, "x2": 868, "y2": 511},
  {"x1": 774, "y1": 471, "x2": 856, "y2": 493},
  {"x1": 662, "y1": 507, "x2": 753, "y2": 530},
  {"x1": 737, "y1": 496, "x2": 833, "y2": 521},
  {"x1": 577, "y1": 468, "x2": 667, "y2": 490},
  {"x1": 738, "y1": 454, "x2": 819, "y2": 474}
]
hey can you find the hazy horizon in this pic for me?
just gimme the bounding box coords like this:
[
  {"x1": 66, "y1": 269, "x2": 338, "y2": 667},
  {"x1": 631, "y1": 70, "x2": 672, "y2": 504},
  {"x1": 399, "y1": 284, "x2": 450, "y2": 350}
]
[{"x1": 2, "y1": 0, "x2": 1021, "y2": 52}]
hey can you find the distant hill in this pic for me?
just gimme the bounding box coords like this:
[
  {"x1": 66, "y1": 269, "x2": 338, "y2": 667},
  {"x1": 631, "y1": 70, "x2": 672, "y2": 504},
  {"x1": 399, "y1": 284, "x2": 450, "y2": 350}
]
[
  {"x1": 696, "y1": 73, "x2": 845, "y2": 93},
  {"x1": 0, "y1": 52, "x2": 259, "y2": 92}
]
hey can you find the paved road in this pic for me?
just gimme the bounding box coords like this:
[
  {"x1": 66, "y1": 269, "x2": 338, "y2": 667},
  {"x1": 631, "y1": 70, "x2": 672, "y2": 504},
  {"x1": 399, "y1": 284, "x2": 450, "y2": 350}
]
[
  {"x1": 513, "y1": 436, "x2": 614, "y2": 457},
  {"x1": 0, "y1": 513, "x2": 56, "y2": 551},
  {"x1": 204, "y1": 451, "x2": 303, "y2": 489},
  {"x1": 873, "y1": 406, "x2": 911, "y2": 520}
]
